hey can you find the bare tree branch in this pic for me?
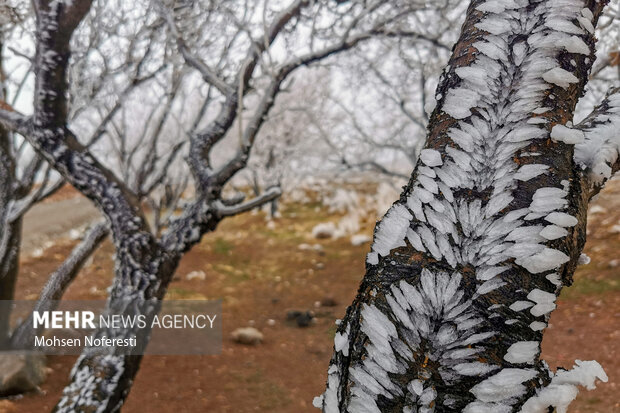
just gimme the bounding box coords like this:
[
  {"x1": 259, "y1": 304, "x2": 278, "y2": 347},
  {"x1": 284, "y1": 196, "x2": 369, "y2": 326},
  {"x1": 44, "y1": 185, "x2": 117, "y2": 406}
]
[
  {"x1": 215, "y1": 186, "x2": 282, "y2": 216},
  {"x1": 574, "y1": 86, "x2": 620, "y2": 199}
]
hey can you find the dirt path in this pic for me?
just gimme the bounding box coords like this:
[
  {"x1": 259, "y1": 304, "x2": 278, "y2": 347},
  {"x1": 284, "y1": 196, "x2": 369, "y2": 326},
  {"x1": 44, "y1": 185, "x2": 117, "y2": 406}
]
[{"x1": 21, "y1": 195, "x2": 99, "y2": 255}]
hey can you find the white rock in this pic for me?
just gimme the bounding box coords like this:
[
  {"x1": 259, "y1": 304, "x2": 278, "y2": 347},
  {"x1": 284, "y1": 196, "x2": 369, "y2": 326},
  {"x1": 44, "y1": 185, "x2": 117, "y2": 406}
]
[
  {"x1": 588, "y1": 205, "x2": 606, "y2": 214},
  {"x1": 186, "y1": 270, "x2": 206, "y2": 281},
  {"x1": 69, "y1": 228, "x2": 84, "y2": 240},
  {"x1": 312, "y1": 222, "x2": 337, "y2": 239},
  {"x1": 231, "y1": 327, "x2": 264, "y2": 345}
]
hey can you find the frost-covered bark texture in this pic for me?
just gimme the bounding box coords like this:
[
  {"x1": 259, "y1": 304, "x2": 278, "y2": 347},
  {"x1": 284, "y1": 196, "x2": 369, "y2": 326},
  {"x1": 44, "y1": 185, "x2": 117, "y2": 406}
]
[{"x1": 317, "y1": 1, "x2": 615, "y2": 412}]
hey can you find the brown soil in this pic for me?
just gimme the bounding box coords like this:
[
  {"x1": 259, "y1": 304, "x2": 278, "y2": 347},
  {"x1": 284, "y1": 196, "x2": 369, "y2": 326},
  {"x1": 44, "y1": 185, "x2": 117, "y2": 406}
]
[{"x1": 3, "y1": 181, "x2": 619, "y2": 413}]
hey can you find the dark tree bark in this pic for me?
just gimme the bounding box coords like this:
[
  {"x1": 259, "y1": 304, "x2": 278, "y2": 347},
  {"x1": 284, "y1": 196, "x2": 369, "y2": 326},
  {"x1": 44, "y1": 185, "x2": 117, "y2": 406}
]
[
  {"x1": 317, "y1": 1, "x2": 614, "y2": 412},
  {"x1": 0, "y1": 219, "x2": 20, "y2": 346},
  {"x1": 0, "y1": 129, "x2": 20, "y2": 344},
  {"x1": 0, "y1": 33, "x2": 18, "y2": 347}
]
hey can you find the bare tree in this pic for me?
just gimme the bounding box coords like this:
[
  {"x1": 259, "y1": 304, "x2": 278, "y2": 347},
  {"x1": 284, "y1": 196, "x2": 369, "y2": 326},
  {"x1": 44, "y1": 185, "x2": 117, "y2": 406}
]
[
  {"x1": 247, "y1": 5, "x2": 461, "y2": 183},
  {"x1": 318, "y1": 9, "x2": 459, "y2": 180},
  {"x1": 0, "y1": 0, "x2": 169, "y2": 350},
  {"x1": 317, "y1": 1, "x2": 616, "y2": 412},
  {"x1": 0, "y1": 0, "x2": 443, "y2": 410}
]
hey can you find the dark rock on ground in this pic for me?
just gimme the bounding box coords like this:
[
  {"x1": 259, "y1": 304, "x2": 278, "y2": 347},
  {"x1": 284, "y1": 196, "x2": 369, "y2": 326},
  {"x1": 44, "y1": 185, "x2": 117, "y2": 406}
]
[{"x1": 286, "y1": 310, "x2": 316, "y2": 328}]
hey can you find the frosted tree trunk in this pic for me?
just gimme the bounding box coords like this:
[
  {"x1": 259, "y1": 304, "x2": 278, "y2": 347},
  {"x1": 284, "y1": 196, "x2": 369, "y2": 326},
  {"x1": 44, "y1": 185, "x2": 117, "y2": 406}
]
[
  {"x1": 316, "y1": 1, "x2": 614, "y2": 412},
  {"x1": 0, "y1": 122, "x2": 20, "y2": 347},
  {"x1": 0, "y1": 220, "x2": 20, "y2": 346}
]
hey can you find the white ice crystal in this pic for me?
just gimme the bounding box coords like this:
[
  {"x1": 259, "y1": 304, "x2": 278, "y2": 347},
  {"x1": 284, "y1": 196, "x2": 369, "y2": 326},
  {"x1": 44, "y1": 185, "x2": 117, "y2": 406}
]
[
  {"x1": 513, "y1": 164, "x2": 549, "y2": 181},
  {"x1": 550, "y1": 124, "x2": 585, "y2": 144},
  {"x1": 516, "y1": 248, "x2": 569, "y2": 274},
  {"x1": 527, "y1": 288, "x2": 557, "y2": 316},
  {"x1": 519, "y1": 360, "x2": 607, "y2": 413},
  {"x1": 545, "y1": 212, "x2": 578, "y2": 227},
  {"x1": 504, "y1": 341, "x2": 539, "y2": 364},
  {"x1": 574, "y1": 91, "x2": 620, "y2": 184},
  {"x1": 443, "y1": 88, "x2": 480, "y2": 119},
  {"x1": 539, "y1": 225, "x2": 568, "y2": 240},
  {"x1": 470, "y1": 368, "x2": 537, "y2": 403},
  {"x1": 419, "y1": 149, "x2": 443, "y2": 167},
  {"x1": 370, "y1": 204, "x2": 412, "y2": 257},
  {"x1": 542, "y1": 68, "x2": 579, "y2": 89},
  {"x1": 577, "y1": 253, "x2": 590, "y2": 265}
]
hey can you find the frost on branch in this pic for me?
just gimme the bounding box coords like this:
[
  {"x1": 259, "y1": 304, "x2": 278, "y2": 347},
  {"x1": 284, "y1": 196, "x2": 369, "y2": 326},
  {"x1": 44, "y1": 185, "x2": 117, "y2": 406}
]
[
  {"x1": 574, "y1": 88, "x2": 620, "y2": 187},
  {"x1": 519, "y1": 360, "x2": 608, "y2": 413}
]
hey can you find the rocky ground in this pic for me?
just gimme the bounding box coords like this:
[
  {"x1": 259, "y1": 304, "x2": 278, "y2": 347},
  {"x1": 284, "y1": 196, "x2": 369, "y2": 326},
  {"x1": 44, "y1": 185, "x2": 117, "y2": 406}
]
[{"x1": 1, "y1": 180, "x2": 618, "y2": 413}]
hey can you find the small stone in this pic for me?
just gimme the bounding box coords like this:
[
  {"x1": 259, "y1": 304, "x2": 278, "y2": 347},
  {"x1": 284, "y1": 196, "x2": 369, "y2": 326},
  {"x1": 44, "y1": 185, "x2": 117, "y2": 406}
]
[
  {"x1": 68, "y1": 228, "x2": 85, "y2": 240},
  {"x1": 0, "y1": 354, "x2": 47, "y2": 396},
  {"x1": 186, "y1": 270, "x2": 206, "y2": 281},
  {"x1": 312, "y1": 222, "x2": 336, "y2": 239},
  {"x1": 296, "y1": 313, "x2": 315, "y2": 327},
  {"x1": 588, "y1": 205, "x2": 606, "y2": 214},
  {"x1": 230, "y1": 327, "x2": 263, "y2": 345},
  {"x1": 299, "y1": 243, "x2": 324, "y2": 252},
  {"x1": 320, "y1": 297, "x2": 338, "y2": 307},
  {"x1": 286, "y1": 310, "x2": 315, "y2": 328}
]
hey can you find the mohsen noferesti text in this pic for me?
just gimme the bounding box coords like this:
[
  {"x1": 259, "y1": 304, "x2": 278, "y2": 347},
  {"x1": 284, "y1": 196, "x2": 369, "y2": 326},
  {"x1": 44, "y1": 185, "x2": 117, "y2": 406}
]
[{"x1": 34, "y1": 335, "x2": 137, "y2": 348}]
